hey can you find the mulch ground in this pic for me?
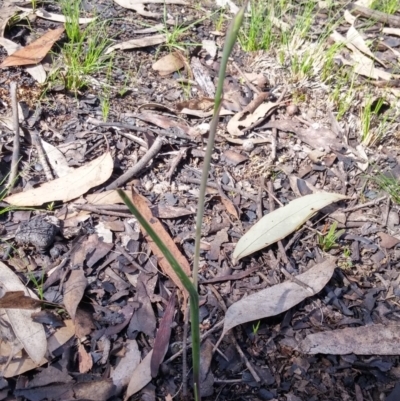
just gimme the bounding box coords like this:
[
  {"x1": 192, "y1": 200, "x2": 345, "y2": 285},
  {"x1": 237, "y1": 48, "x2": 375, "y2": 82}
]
[{"x1": 1, "y1": 0, "x2": 400, "y2": 400}]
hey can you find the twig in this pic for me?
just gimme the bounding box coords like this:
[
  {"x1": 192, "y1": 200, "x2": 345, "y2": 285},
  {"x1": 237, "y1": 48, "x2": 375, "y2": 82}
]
[
  {"x1": 6, "y1": 83, "x2": 20, "y2": 189},
  {"x1": 30, "y1": 130, "x2": 53, "y2": 181},
  {"x1": 208, "y1": 284, "x2": 261, "y2": 383},
  {"x1": 115, "y1": 244, "x2": 147, "y2": 273},
  {"x1": 232, "y1": 61, "x2": 260, "y2": 94},
  {"x1": 74, "y1": 204, "x2": 133, "y2": 218},
  {"x1": 164, "y1": 320, "x2": 225, "y2": 364},
  {"x1": 256, "y1": 176, "x2": 264, "y2": 220},
  {"x1": 106, "y1": 136, "x2": 164, "y2": 190},
  {"x1": 87, "y1": 117, "x2": 193, "y2": 141},
  {"x1": 181, "y1": 176, "x2": 258, "y2": 201},
  {"x1": 166, "y1": 147, "x2": 188, "y2": 182},
  {"x1": 350, "y1": 4, "x2": 400, "y2": 27},
  {"x1": 199, "y1": 266, "x2": 259, "y2": 284},
  {"x1": 342, "y1": 195, "x2": 386, "y2": 212}
]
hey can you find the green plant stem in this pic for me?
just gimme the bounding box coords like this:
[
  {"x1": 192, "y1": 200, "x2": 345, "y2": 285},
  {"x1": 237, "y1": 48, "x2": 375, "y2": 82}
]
[
  {"x1": 192, "y1": 2, "x2": 248, "y2": 289},
  {"x1": 117, "y1": 189, "x2": 201, "y2": 400}
]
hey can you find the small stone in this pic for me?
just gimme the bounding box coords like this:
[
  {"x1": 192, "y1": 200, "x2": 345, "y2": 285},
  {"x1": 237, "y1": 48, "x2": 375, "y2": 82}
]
[
  {"x1": 144, "y1": 180, "x2": 153, "y2": 191},
  {"x1": 287, "y1": 104, "x2": 299, "y2": 116},
  {"x1": 242, "y1": 139, "x2": 255, "y2": 152}
]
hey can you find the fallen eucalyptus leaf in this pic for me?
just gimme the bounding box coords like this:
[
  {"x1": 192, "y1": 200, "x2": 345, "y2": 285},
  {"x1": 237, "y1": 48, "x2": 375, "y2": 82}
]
[
  {"x1": 0, "y1": 261, "x2": 47, "y2": 365},
  {"x1": 233, "y1": 192, "x2": 348, "y2": 263},
  {"x1": 114, "y1": 0, "x2": 187, "y2": 18},
  {"x1": 125, "y1": 350, "x2": 153, "y2": 400},
  {"x1": 0, "y1": 37, "x2": 46, "y2": 83},
  {"x1": 299, "y1": 324, "x2": 400, "y2": 355},
  {"x1": 223, "y1": 258, "x2": 337, "y2": 335},
  {"x1": 105, "y1": 34, "x2": 166, "y2": 54},
  {"x1": 4, "y1": 152, "x2": 113, "y2": 206}
]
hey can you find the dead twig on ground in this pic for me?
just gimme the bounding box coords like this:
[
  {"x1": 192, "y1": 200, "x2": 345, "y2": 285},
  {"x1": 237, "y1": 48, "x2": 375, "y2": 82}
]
[
  {"x1": 350, "y1": 4, "x2": 400, "y2": 27},
  {"x1": 181, "y1": 176, "x2": 258, "y2": 201},
  {"x1": 6, "y1": 83, "x2": 20, "y2": 189},
  {"x1": 30, "y1": 130, "x2": 54, "y2": 181},
  {"x1": 106, "y1": 136, "x2": 164, "y2": 190}
]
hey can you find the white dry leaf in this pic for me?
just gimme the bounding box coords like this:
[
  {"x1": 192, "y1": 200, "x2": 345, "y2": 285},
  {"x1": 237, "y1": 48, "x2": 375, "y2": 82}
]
[
  {"x1": 0, "y1": 261, "x2": 47, "y2": 365},
  {"x1": 95, "y1": 222, "x2": 113, "y2": 244},
  {"x1": 41, "y1": 139, "x2": 74, "y2": 178},
  {"x1": 215, "y1": 0, "x2": 239, "y2": 13},
  {"x1": 202, "y1": 39, "x2": 217, "y2": 58},
  {"x1": 111, "y1": 339, "x2": 141, "y2": 394},
  {"x1": 1, "y1": 320, "x2": 75, "y2": 378},
  {"x1": 223, "y1": 258, "x2": 337, "y2": 335},
  {"x1": 336, "y1": 51, "x2": 392, "y2": 81},
  {"x1": 354, "y1": 0, "x2": 374, "y2": 6},
  {"x1": 125, "y1": 350, "x2": 153, "y2": 400},
  {"x1": 105, "y1": 34, "x2": 166, "y2": 54},
  {"x1": 4, "y1": 152, "x2": 113, "y2": 206},
  {"x1": 331, "y1": 30, "x2": 392, "y2": 81},
  {"x1": 227, "y1": 102, "x2": 279, "y2": 137},
  {"x1": 300, "y1": 324, "x2": 400, "y2": 355},
  {"x1": 343, "y1": 10, "x2": 357, "y2": 25},
  {"x1": 114, "y1": 0, "x2": 187, "y2": 18},
  {"x1": 233, "y1": 192, "x2": 348, "y2": 263},
  {"x1": 33, "y1": 9, "x2": 96, "y2": 24},
  {"x1": 383, "y1": 28, "x2": 400, "y2": 37},
  {"x1": 152, "y1": 52, "x2": 185, "y2": 76},
  {"x1": 0, "y1": 37, "x2": 46, "y2": 83},
  {"x1": 348, "y1": 52, "x2": 392, "y2": 80},
  {"x1": 346, "y1": 25, "x2": 386, "y2": 67}
]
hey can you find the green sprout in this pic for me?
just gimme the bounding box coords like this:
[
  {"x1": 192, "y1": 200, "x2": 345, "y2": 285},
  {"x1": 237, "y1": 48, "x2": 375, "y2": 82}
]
[{"x1": 318, "y1": 221, "x2": 345, "y2": 252}]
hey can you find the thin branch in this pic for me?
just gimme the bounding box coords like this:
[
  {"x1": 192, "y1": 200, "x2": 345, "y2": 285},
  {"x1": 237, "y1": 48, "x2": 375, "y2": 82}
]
[
  {"x1": 7, "y1": 83, "x2": 20, "y2": 189},
  {"x1": 106, "y1": 136, "x2": 164, "y2": 190}
]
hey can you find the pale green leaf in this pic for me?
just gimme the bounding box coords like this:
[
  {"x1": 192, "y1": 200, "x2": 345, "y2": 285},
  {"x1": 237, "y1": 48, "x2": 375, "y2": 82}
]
[{"x1": 233, "y1": 192, "x2": 348, "y2": 262}]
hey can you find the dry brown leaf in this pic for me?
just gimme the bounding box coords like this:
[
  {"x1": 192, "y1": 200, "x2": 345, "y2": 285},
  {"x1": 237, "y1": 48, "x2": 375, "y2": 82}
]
[
  {"x1": 130, "y1": 189, "x2": 191, "y2": 295},
  {"x1": 63, "y1": 269, "x2": 87, "y2": 322},
  {"x1": 136, "y1": 112, "x2": 189, "y2": 134},
  {"x1": 378, "y1": 232, "x2": 400, "y2": 249},
  {"x1": 175, "y1": 97, "x2": 214, "y2": 112},
  {"x1": 4, "y1": 152, "x2": 113, "y2": 206},
  {"x1": 1, "y1": 320, "x2": 75, "y2": 378},
  {"x1": 78, "y1": 343, "x2": 93, "y2": 373},
  {"x1": 105, "y1": 34, "x2": 166, "y2": 54},
  {"x1": 0, "y1": 261, "x2": 47, "y2": 365},
  {"x1": 151, "y1": 292, "x2": 175, "y2": 377},
  {"x1": 125, "y1": 350, "x2": 153, "y2": 400},
  {"x1": 152, "y1": 52, "x2": 185, "y2": 76},
  {"x1": 0, "y1": 27, "x2": 64, "y2": 67},
  {"x1": 300, "y1": 324, "x2": 400, "y2": 355},
  {"x1": 0, "y1": 291, "x2": 58, "y2": 309},
  {"x1": 220, "y1": 196, "x2": 239, "y2": 219},
  {"x1": 0, "y1": 37, "x2": 46, "y2": 82},
  {"x1": 227, "y1": 92, "x2": 273, "y2": 137}
]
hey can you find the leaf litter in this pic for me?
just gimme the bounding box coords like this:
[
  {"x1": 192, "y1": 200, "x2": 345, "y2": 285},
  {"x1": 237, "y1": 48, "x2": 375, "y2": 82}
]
[{"x1": 1, "y1": 0, "x2": 400, "y2": 399}]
